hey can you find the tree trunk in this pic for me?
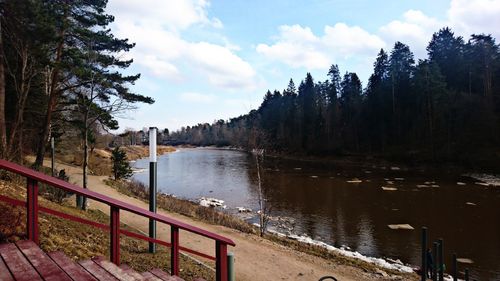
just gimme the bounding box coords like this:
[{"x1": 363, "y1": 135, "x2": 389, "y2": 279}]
[
  {"x1": 0, "y1": 20, "x2": 6, "y2": 158},
  {"x1": 34, "y1": 20, "x2": 66, "y2": 168},
  {"x1": 7, "y1": 47, "x2": 32, "y2": 161},
  {"x1": 81, "y1": 109, "x2": 89, "y2": 210}
]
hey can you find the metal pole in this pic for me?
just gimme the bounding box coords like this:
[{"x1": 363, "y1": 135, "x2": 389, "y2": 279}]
[
  {"x1": 148, "y1": 127, "x2": 157, "y2": 253},
  {"x1": 464, "y1": 269, "x2": 469, "y2": 281},
  {"x1": 438, "y1": 238, "x2": 444, "y2": 281},
  {"x1": 452, "y1": 253, "x2": 457, "y2": 281},
  {"x1": 433, "y1": 242, "x2": 438, "y2": 281},
  {"x1": 227, "y1": 252, "x2": 235, "y2": 281},
  {"x1": 51, "y1": 136, "x2": 55, "y2": 177},
  {"x1": 421, "y1": 227, "x2": 428, "y2": 281}
]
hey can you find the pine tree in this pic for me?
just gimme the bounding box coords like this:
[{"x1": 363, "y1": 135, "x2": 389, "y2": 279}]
[{"x1": 111, "y1": 146, "x2": 132, "y2": 180}]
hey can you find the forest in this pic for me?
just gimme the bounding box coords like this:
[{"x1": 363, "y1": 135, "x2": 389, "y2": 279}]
[
  {"x1": 0, "y1": 0, "x2": 153, "y2": 165},
  {"x1": 171, "y1": 28, "x2": 500, "y2": 168}
]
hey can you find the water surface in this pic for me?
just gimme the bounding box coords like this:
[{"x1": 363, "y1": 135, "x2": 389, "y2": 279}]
[{"x1": 133, "y1": 148, "x2": 500, "y2": 280}]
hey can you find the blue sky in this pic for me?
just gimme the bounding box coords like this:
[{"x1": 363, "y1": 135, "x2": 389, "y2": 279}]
[{"x1": 106, "y1": 0, "x2": 500, "y2": 132}]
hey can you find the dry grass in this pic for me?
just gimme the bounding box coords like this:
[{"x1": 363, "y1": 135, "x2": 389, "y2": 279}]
[
  {"x1": 56, "y1": 145, "x2": 175, "y2": 176},
  {"x1": 121, "y1": 145, "x2": 176, "y2": 161},
  {"x1": 105, "y1": 179, "x2": 255, "y2": 234},
  {"x1": 0, "y1": 178, "x2": 214, "y2": 281}
]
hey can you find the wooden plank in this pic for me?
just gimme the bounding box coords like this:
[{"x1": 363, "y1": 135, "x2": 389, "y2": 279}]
[
  {"x1": 141, "y1": 272, "x2": 163, "y2": 281},
  {"x1": 149, "y1": 268, "x2": 184, "y2": 281},
  {"x1": 92, "y1": 257, "x2": 138, "y2": 281},
  {"x1": 48, "y1": 251, "x2": 97, "y2": 281},
  {"x1": 120, "y1": 263, "x2": 149, "y2": 279},
  {"x1": 119, "y1": 264, "x2": 131, "y2": 271},
  {"x1": 78, "y1": 259, "x2": 118, "y2": 281},
  {"x1": 0, "y1": 243, "x2": 42, "y2": 281},
  {"x1": 122, "y1": 268, "x2": 146, "y2": 280},
  {"x1": 149, "y1": 268, "x2": 172, "y2": 280},
  {"x1": 0, "y1": 256, "x2": 14, "y2": 281},
  {"x1": 16, "y1": 240, "x2": 72, "y2": 281}
]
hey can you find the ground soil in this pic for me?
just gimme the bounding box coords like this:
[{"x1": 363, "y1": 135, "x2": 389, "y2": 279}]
[{"x1": 41, "y1": 158, "x2": 417, "y2": 281}]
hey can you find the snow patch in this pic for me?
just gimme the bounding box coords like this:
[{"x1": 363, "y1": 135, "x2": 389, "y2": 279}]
[
  {"x1": 465, "y1": 173, "x2": 500, "y2": 187},
  {"x1": 199, "y1": 197, "x2": 224, "y2": 208}
]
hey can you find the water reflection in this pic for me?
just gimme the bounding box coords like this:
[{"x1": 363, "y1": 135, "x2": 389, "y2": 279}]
[{"x1": 133, "y1": 148, "x2": 500, "y2": 280}]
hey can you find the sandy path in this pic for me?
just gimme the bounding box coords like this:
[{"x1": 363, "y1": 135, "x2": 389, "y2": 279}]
[{"x1": 47, "y1": 160, "x2": 391, "y2": 281}]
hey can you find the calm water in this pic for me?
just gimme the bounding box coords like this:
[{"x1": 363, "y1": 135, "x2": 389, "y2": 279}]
[{"x1": 133, "y1": 148, "x2": 500, "y2": 280}]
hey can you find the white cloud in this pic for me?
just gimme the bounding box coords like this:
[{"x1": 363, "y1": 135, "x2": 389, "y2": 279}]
[
  {"x1": 107, "y1": 0, "x2": 256, "y2": 90},
  {"x1": 323, "y1": 23, "x2": 386, "y2": 57},
  {"x1": 379, "y1": 10, "x2": 445, "y2": 58},
  {"x1": 189, "y1": 42, "x2": 256, "y2": 89},
  {"x1": 256, "y1": 24, "x2": 385, "y2": 70},
  {"x1": 180, "y1": 92, "x2": 216, "y2": 103},
  {"x1": 448, "y1": 0, "x2": 500, "y2": 39},
  {"x1": 108, "y1": 0, "x2": 221, "y2": 31},
  {"x1": 379, "y1": 1, "x2": 500, "y2": 58}
]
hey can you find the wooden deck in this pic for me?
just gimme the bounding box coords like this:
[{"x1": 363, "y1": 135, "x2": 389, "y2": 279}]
[{"x1": 0, "y1": 240, "x2": 190, "y2": 281}]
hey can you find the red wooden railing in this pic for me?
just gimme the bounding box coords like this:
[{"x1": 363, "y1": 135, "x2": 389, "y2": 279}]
[{"x1": 0, "y1": 159, "x2": 235, "y2": 281}]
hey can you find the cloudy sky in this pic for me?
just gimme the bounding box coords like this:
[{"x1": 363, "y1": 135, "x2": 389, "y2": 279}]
[{"x1": 106, "y1": 0, "x2": 500, "y2": 132}]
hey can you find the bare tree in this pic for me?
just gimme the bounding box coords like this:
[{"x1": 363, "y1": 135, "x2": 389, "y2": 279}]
[{"x1": 254, "y1": 148, "x2": 271, "y2": 237}]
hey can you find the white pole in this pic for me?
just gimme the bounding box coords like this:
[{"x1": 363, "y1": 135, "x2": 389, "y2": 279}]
[{"x1": 148, "y1": 127, "x2": 157, "y2": 253}]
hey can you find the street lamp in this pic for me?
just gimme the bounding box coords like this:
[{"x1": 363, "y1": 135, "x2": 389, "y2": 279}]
[{"x1": 148, "y1": 127, "x2": 157, "y2": 253}]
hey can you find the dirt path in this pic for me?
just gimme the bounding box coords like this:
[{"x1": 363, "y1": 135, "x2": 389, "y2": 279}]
[{"x1": 46, "y1": 159, "x2": 403, "y2": 281}]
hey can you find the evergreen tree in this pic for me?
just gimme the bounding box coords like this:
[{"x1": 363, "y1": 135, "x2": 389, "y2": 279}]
[
  {"x1": 427, "y1": 27, "x2": 465, "y2": 91},
  {"x1": 389, "y1": 42, "x2": 415, "y2": 141},
  {"x1": 340, "y1": 72, "x2": 362, "y2": 151},
  {"x1": 365, "y1": 49, "x2": 390, "y2": 150},
  {"x1": 34, "y1": 0, "x2": 153, "y2": 170},
  {"x1": 111, "y1": 146, "x2": 132, "y2": 180}
]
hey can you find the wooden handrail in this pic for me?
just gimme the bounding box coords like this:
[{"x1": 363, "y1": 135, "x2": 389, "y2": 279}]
[{"x1": 0, "y1": 159, "x2": 234, "y2": 281}]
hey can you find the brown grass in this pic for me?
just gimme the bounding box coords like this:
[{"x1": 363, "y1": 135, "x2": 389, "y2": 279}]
[{"x1": 55, "y1": 145, "x2": 175, "y2": 176}]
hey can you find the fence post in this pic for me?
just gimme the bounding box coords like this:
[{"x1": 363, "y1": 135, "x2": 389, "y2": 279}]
[
  {"x1": 227, "y1": 252, "x2": 235, "y2": 281},
  {"x1": 170, "y1": 226, "x2": 179, "y2": 276},
  {"x1": 421, "y1": 227, "x2": 428, "y2": 281},
  {"x1": 216, "y1": 241, "x2": 228, "y2": 281},
  {"x1": 433, "y1": 242, "x2": 438, "y2": 281},
  {"x1": 452, "y1": 253, "x2": 457, "y2": 281},
  {"x1": 110, "y1": 206, "x2": 120, "y2": 265},
  {"x1": 27, "y1": 178, "x2": 39, "y2": 245},
  {"x1": 438, "y1": 238, "x2": 444, "y2": 281}
]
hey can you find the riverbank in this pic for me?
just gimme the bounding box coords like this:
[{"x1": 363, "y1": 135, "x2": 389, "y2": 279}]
[
  {"x1": 196, "y1": 145, "x2": 500, "y2": 175},
  {"x1": 44, "y1": 157, "x2": 418, "y2": 280},
  {"x1": 55, "y1": 145, "x2": 175, "y2": 176}
]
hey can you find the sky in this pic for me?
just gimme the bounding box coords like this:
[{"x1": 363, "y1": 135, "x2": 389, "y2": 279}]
[{"x1": 105, "y1": 0, "x2": 500, "y2": 132}]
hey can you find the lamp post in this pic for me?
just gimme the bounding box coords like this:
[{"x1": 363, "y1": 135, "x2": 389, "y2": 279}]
[{"x1": 149, "y1": 127, "x2": 157, "y2": 253}]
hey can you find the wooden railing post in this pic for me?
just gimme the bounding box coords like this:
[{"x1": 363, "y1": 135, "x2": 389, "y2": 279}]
[
  {"x1": 170, "y1": 226, "x2": 179, "y2": 276},
  {"x1": 27, "y1": 178, "x2": 39, "y2": 244},
  {"x1": 216, "y1": 241, "x2": 228, "y2": 281},
  {"x1": 110, "y1": 206, "x2": 120, "y2": 265}
]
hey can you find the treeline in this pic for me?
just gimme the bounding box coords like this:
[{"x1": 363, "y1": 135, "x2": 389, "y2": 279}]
[
  {"x1": 0, "y1": 0, "x2": 152, "y2": 166},
  {"x1": 171, "y1": 28, "x2": 500, "y2": 166}
]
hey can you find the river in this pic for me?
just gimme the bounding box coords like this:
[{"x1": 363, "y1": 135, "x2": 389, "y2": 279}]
[{"x1": 132, "y1": 148, "x2": 500, "y2": 280}]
